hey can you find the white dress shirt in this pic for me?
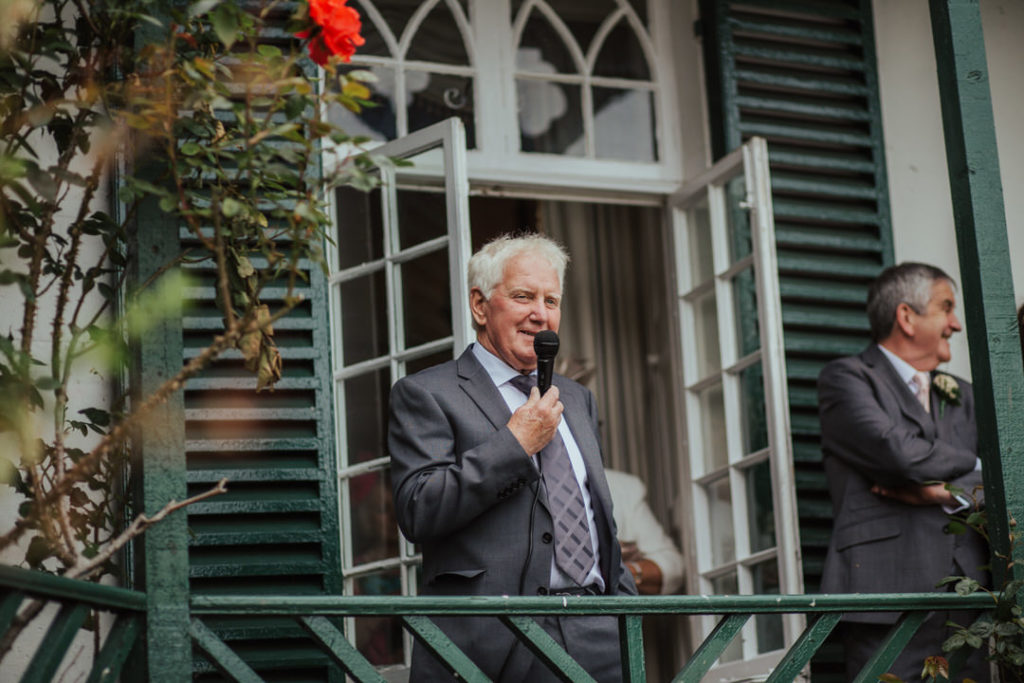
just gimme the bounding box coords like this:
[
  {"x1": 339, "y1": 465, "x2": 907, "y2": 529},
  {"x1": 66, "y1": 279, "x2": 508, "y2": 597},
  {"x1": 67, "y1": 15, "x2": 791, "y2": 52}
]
[{"x1": 471, "y1": 342, "x2": 604, "y2": 590}]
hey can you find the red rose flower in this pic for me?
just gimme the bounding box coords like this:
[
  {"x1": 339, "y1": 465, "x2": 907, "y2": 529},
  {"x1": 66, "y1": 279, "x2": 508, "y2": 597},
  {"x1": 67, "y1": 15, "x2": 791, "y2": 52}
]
[{"x1": 297, "y1": 0, "x2": 366, "y2": 66}]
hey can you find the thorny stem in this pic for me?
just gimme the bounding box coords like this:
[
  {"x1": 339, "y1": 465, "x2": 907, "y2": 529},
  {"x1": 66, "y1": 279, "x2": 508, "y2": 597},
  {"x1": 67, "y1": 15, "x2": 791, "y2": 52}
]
[
  {"x1": 0, "y1": 300, "x2": 298, "y2": 555},
  {"x1": 0, "y1": 479, "x2": 228, "y2": 660}
]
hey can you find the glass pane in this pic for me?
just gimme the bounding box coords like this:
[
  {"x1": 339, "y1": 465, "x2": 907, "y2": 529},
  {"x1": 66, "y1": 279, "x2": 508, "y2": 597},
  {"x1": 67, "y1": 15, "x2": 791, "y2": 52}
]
[
  {"x1": 406, "y1": 2, "x2": 469, "y2": 65},
  {"x1": 687, "y1": 196, "x2": 714, "y2": 285},
  {"x1": 367, "y1": 2, "x2": 420, "y2": 48},
  {"x1": 592, "y1": 19, "x2": 650, "y2": 80},
  {"x1": 624, "y1": 0, "x2": 648, "y2": 26},
  {"x1": 517, "y1": 14, "x2": 578, "y2": 74},
  {"x1": 725, "y1": 173, "x2": 752, "y2": 263},
  {"x1": 340, "y1": 270, "x2": 388, "y2": 365},
  {"x1": 401, "y1": 248, "x2": 453, "y2": 348},
  {"x1": 518, "y1": 79, "x2": 583, "y2": 156},
  {"x1": 708, "y1": 476, "x2": 735, "y2": 566},
  {"x1": 752, "y1": 560, "x2": 785, "y2": 653},
  {"x1": 328, "y1": 65, "x2": 397, "y2": 141},
  {"x1": 353, "y1": 9, "x2": 391, "y2": 57},
  {"x1": 396, "y1": 189, "x2": 446, "y2": 248},
  {"x1": 698, "y1": 382, "x2": 728, "y2": 472},
  {"x1": 739, "y1": 361, "x2": 768, "y2": 455},
  {"x1": 354, "y1": 570, "x2": 404, "y2": 665},
  {"x1": 593, "y1": 88, "x2": 655, "y2": 162},
  {"x1": 407, "y1": 71, "x2": 476, "y2": 148},
  {"x1": 336, "y1": 186, "x2": 383, "y2": 270},
  {"x1": 694, "y1": 292, "x2": 721, "y2": 379},
  {"x1": 731, "y1": 266, "x2": 759, "y2": 358},
  {"x1": 546, "y1": 0, "x2": 617, "y2": 52},
  {"x1": 406, "y1": 348, "x2": 452, "y2": 375},
  {"x1": 710, "y1": 572, "x2": 742, "y2": 662},
  {"x1": 745, "y1": 459, "x2": 775, "y2": 553},
  {"x1": 350, "y1": 469, "x2": 399, "y2": 563},
  {"x1": 344, "y1": 369, "x2": 390, "y2": 465}
]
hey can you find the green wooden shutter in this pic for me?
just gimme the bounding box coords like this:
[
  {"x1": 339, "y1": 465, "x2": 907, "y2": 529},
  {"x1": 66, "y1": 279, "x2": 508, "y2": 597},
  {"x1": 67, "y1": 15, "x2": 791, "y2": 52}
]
[
  {"x1": 699, "y1": 1, "x2": 894, "y2": 674},
  {"x1": 130, "y1": 15, "x2": 344, "y2": 683}
]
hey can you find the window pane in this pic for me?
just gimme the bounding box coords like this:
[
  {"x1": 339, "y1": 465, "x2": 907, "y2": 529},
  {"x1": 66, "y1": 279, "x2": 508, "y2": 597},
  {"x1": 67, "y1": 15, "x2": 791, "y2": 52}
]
[
  {"x1": 406, "y1": 2, "x2": 469, "y2": 65},
  {"x1": 739, "y1": 361, "x2": 768, "y2": 455},
  {"x1": 517, "y1": 15, "x2": 578, "y2": 74},
  {"x1": 731, "y1": 265, "x2": 759, "y2": 358},
  {"x1": 407, "y1": 71, "x2": 476, "y2": 148},
  {"x1": 406, "y1": 348, "x2": 452, "y2": 375},
  {"x1": 745, "y1": 459, "x2": 775, "y2": 553},
  {"x1": 354, "y1": 570, "x2": 404, "y2": 666},
  {"x1": 592, "y1": 19, "x2": 650, "y2": 80},
  {"x1": 350, "y1": 469, "x2": 399, "y2": 563},
  {"x1": 336, "y1": 186, "x2": 383, "y2": 270},
  {"x1": 340, "y1": 270, "x2": 388, "y2": 365},
  {"x1": 725, "y1": 173, "x2": 752, "y2": 263},
  {"x1": 344, "y1": 369, "x2": 390, "y2": 465},
  {"x1": 698, "y1": 382, "x2": 728, "y2": 472},
  {"x1": 518, "y1": 79, "x2": 583, "y2": 156},
  {"x1": 687, "y1": 196, "x2": 714, "y2": 285},
  {"x1": 752, "y1": 560, "x2": 784, "y2": 653},
  {"x1": 327, "y1": 65, "x2": 396, "y2": 142},
  {"x1": 593, "y1": 88, "x2": 655, "y2": 162},
  {"x1": 396, "y1": 188, "x2": 446, "y2": 249},
  {"x1": 401, "y1": 248, "x2": 453, "y2": 348},
  {"x1": 710, "y1": 572, "x2": 742, "y2": 662},
  {"x1": 694, "y1": 292, "x2": 721, "y2": 379},
  {"x1": 708, "y1": 476, "x2": 735, "y2": 566}
]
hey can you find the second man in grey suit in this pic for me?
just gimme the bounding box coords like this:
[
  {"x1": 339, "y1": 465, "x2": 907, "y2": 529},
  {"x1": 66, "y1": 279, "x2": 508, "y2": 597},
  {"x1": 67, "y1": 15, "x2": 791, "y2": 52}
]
[{"x1": 818, "y1": 262, "x2": 989, "y2": 681}]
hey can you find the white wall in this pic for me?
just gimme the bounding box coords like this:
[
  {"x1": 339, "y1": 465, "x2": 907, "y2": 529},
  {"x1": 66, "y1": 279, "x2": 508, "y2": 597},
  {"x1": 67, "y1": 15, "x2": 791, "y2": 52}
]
[{"x1": 874, "y1": 0, "x2": 1024, "y2": 380}]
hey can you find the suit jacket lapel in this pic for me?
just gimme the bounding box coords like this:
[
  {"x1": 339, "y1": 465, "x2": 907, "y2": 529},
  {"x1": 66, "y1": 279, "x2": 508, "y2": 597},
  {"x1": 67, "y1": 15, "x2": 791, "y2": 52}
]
[
  {"x1": 860, "y1": 345, "x2": 936, "y2": 439},
  {"x1": 455, "y1": 348, "x2": 515, "y2": 430}
]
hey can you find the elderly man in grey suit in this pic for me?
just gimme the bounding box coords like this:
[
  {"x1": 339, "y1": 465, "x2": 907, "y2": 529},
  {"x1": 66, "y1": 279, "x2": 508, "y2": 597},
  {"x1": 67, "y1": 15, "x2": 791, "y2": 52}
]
[
  {"x1": 818, "y1": 262, "x2": 989, "y2": 681},
  {"x1": 388, "y1": 234, "x2": 636, "y2": 682}
]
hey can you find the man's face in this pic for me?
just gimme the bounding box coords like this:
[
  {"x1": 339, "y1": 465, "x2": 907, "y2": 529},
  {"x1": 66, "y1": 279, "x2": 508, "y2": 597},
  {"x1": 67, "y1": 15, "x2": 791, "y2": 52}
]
[
  {"x1": 908, "y1": 279, "x2": 962, "y2": 369},
  {"x1": 470, "y1": 252, "x2": 561, "y2": 372}
]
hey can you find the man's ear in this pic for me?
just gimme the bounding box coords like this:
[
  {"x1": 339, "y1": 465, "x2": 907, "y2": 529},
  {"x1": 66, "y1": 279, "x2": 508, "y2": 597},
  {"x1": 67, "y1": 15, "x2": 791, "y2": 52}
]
[
  {"x1": 469, "y1": 288, "x2": 487, "y2": 327},
  {"x1": 893, "y1": 302, "x2": 916, "y2": 337}
]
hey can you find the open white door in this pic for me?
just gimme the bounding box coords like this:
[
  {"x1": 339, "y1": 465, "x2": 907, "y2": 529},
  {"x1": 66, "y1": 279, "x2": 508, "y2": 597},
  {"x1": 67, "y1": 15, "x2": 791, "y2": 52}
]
[
  {"x1": 325, "y1": 118, "x2": 472, "y2": 668},
  {"x1": 671, "y1": 137, "x2": 804, "y2": 680}
]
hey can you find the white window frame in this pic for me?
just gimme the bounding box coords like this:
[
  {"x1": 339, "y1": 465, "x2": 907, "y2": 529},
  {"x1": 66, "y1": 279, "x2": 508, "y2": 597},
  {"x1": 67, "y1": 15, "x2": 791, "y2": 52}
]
[
  {"x1": 325, "y1": 117, "x2": 473, "y2": 661},
  {"x1": 339, "y1": 0, "x2": 683, "y2": 194},
  {"x1": 670, "y1": 136, "x2": 804, "y2": 679}
]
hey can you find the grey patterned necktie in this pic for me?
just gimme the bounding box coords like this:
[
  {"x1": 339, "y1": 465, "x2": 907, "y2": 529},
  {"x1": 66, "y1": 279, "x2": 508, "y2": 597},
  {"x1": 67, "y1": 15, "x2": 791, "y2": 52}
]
[{"x1": 509, "y1": 374, "x2": 596, "y2": 586}]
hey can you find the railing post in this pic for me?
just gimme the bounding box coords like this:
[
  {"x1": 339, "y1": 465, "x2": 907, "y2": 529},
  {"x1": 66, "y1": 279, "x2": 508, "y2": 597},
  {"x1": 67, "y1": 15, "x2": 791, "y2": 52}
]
[
  {"x1": 127, "y1": 153, "x2": 191, "y2": 681},
  {"x1": 928, "y1": 0, "x2": 1024, "y2": 588}
]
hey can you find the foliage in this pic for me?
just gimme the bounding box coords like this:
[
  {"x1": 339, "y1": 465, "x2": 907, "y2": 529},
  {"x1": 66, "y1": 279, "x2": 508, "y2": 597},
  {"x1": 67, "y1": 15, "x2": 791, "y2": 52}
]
[
  {"x1": 936, "y1": 509, "x2": 1024, "y2": 683},
  {"x1": 0, "y1": 0, "x2": 378, "y2": 591}
]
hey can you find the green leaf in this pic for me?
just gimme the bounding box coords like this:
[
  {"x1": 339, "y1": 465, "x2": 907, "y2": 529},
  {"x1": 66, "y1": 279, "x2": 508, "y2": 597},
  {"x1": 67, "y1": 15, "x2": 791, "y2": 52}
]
[
  {"x1": 79, "y1": 407, "x2": 111, "y2": 427},
  {"x1": 26, "y1": 535, "x2": 53, "y2": 568},
  {"x1": 221, "y1": 196, "x2": 243, "y2": 217},
  {"x1": 210, "y1": 4, "x2": 239, "y2": 50},
  {"x1": 35, "y1": 376, "x2": 60, "y2": 391},
  {"x1": 955, "y1": 578, "x2": 980, "y2": 596},
  {"x1": 180, "y1": 141, "x2": 201, "y2": 156}
]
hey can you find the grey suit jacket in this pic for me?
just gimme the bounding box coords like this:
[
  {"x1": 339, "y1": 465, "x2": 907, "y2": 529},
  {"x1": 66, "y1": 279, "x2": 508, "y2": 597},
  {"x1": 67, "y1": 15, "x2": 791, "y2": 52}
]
[
  {"x1": 817, "y1": 345, "x2": 988, "y2": 623},
  {"x1": 388, "y1": 347, "x2": 635, "y2": 679}
]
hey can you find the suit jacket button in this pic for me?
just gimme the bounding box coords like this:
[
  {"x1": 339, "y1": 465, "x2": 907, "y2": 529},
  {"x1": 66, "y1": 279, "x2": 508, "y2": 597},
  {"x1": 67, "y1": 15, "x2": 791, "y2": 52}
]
[
  {"x1": 542, "y1": 532, "x2": 553, "y2": 544},
  {"x1": 537, "y1": 587, "x2": 548, "y2": 596}
]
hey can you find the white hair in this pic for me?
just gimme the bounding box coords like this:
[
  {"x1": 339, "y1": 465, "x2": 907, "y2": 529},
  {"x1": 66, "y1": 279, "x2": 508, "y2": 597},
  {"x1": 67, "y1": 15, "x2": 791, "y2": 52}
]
[{"x1": 466, "y1": 234, "x2": 569, "y2": 329}]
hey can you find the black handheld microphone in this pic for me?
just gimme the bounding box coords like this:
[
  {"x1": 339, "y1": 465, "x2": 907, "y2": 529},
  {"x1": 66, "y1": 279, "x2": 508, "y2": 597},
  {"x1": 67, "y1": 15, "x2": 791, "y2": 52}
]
[{"x1": 533, "y1": 330, "x2": 559, "y2": 395}]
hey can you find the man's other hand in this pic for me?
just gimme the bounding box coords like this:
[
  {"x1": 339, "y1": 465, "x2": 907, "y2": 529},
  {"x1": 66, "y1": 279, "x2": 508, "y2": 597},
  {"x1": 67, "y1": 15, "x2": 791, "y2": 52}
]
[
  {"x1": 871, "y1": 482, "x2": 955, "y2": 506},
  {"x1": 508, "y1": 385, "x2": 563, "y2": 456}
]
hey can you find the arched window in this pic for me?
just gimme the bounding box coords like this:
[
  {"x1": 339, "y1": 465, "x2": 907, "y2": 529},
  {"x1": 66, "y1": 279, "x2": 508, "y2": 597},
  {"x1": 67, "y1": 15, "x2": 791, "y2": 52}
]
[{"x1": 512, "y1": 0, "x2": 658, "y2": 161}]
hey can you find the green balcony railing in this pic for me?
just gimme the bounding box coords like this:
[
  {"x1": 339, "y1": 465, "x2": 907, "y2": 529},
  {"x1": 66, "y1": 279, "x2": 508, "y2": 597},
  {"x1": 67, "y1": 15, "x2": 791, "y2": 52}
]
[
  {"x1": 0, "y1": 564, "x2": 146, "y2": 683},
  {"x1": 189, "y1": 592, "x2": 994, "y2": 683},
  {"x1": 0, "y1": 564, "x2": 998, "y2": 682}
]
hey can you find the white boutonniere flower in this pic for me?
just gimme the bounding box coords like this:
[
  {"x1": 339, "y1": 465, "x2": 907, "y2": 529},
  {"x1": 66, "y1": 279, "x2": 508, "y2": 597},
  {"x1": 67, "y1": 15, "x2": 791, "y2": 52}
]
[{"x1": 932, "y1": 373, "x2": 960, "y2": 417}]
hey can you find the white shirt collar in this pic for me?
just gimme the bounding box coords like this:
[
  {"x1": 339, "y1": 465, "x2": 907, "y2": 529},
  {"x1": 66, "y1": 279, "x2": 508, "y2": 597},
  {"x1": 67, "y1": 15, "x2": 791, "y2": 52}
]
[
  {"x1": 877, "y1": 344, "x2": 921, "y2": 391},
  {"x1": 470, "y1": 342, "x2": 534, "y2": 388}
]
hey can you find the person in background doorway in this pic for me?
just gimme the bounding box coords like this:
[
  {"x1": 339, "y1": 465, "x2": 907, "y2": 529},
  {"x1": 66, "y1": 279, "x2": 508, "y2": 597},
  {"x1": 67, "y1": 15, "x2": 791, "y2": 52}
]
[
  {"x1": 817, "y1": 262, "x2": 989, "y2": 682},
  {"x1": 605, "y1": 469, "x2": 684, "y2": 595}
]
